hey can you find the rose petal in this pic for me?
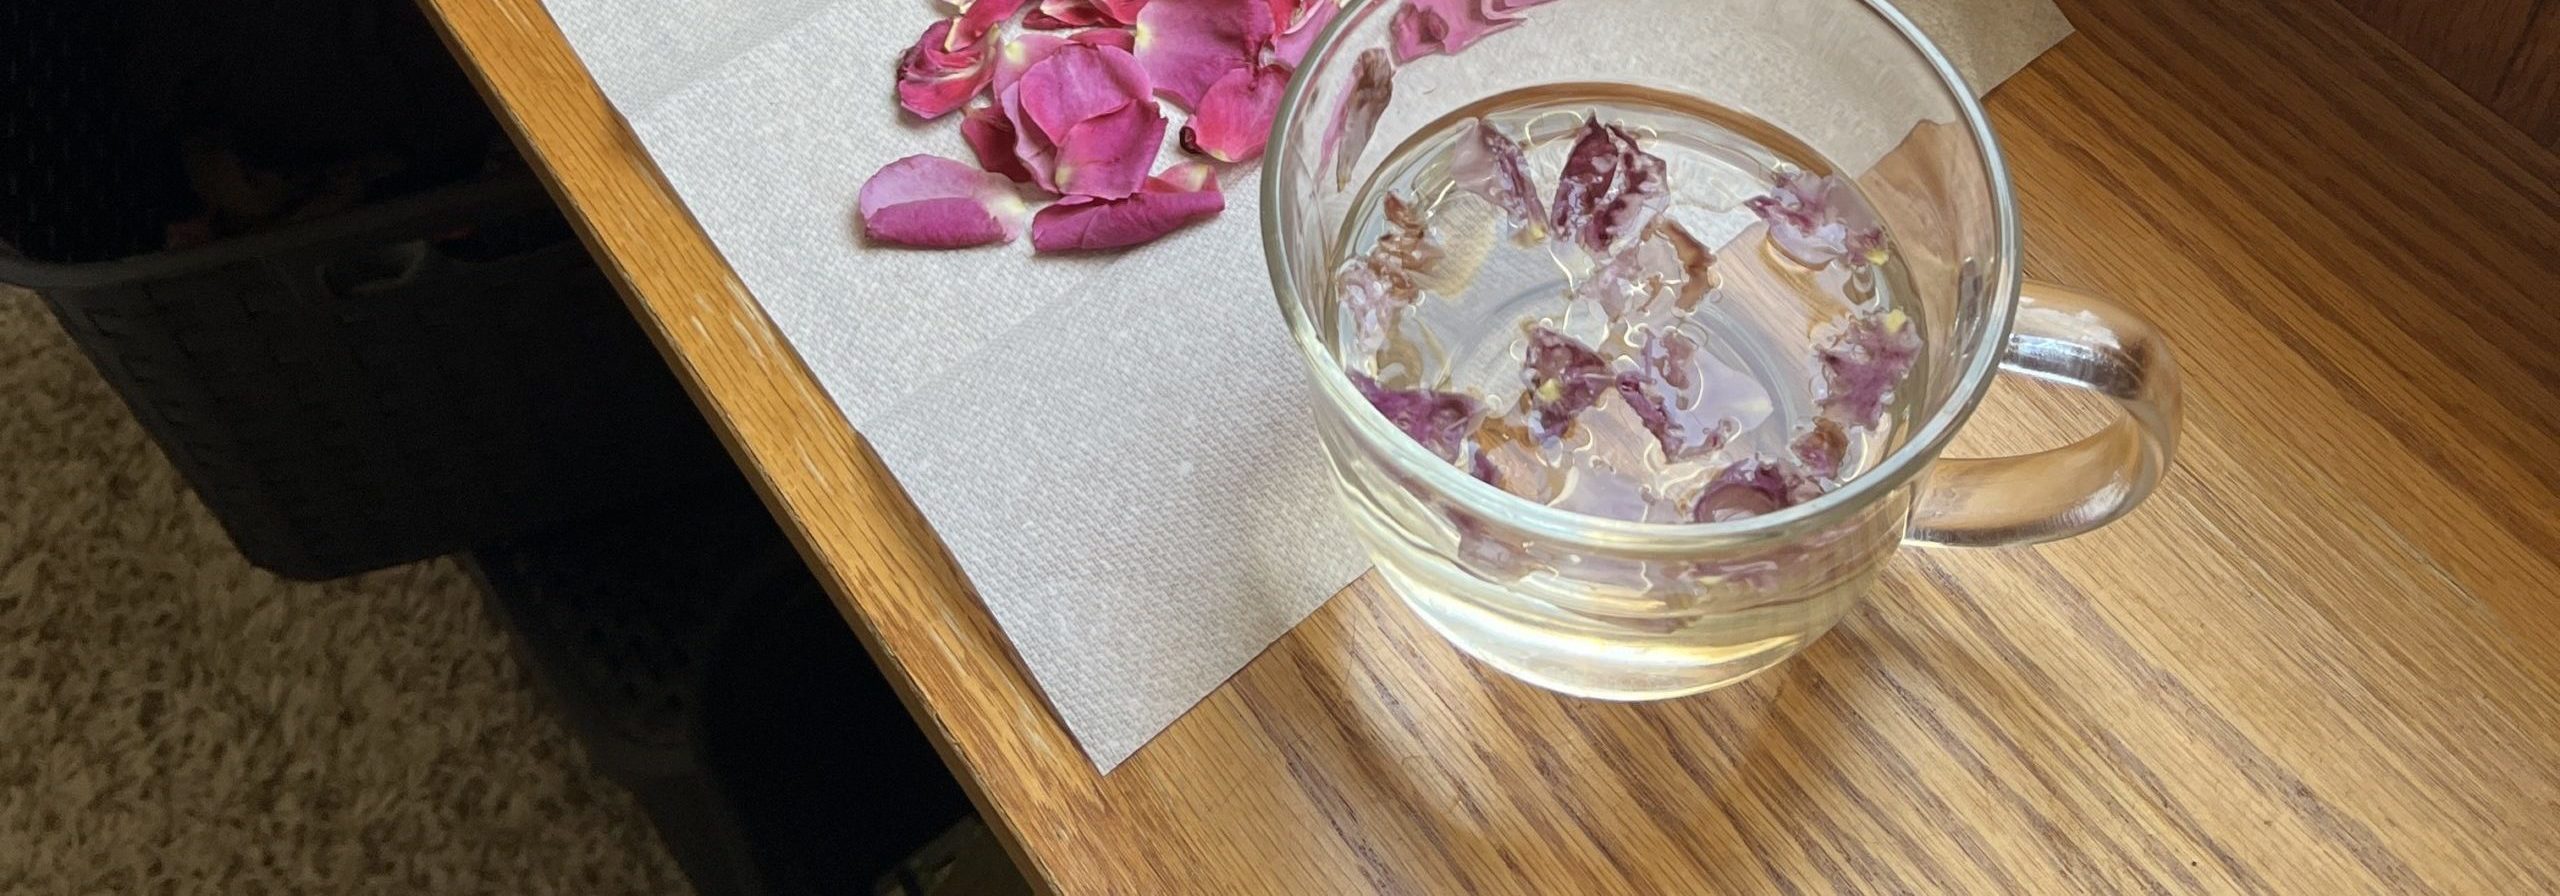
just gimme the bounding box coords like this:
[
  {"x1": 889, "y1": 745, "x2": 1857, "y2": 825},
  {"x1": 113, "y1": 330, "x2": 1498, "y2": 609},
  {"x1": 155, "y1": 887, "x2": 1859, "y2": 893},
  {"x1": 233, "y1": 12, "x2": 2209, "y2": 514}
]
[
  {"x1": 1054, "y1": 103, "x2": 1168, "y2": 198},
  {"x1": 1011, "y1": 44, "x2": 1166, "y2": 199},
  {"x1": 1019, "y1": 44, "x2": 1150, "y2": 141},
  {"x1": 1335, "y1": 192, "x2": 1439, "y2": 354},
  {"x1": 1813, "y1": 308, "x2": 1921, "y2": 428},
  {"x1": 1447, "y1": 118, "x2": 1546, "y2": 240},
  {"x1": 1325, "y1": 48, "x2": 1395, "y2": 188},
  {"x1": 1791, "y1": 417, "x2": 1849, "y2": 480},
  {"x1": 1519, "y1": 325, "x2": 1613, "y2": 441},
  {"x1": 961, "y1": 103, "x2": 1036, "y2": 183},
  {"x1": 1611, "y1": 328, "x2": 1772, "y2": 462},
  {"x1": 897, "y1": 20, "x2": 999, "y2": 120},
  {"x1": 1653, "y1": 219, "x2": 1719, "y2": 311},
  {"x1": 952, "y1": 0, "x2": 1032, "y2": 44},
  {"x1": 1691, "y1": 455, "x2": 1824, "y2": 522},
  {"x1": 1274, "y1": 0, "x2": 1342, "y2": 67},
  {"x1": 1030, "y1": 162, "x2": 1224, "y2": 251},
  {"x1": 1181, "y1": 64, "x2": 1290, "y2": 163},
  {"x1": 1550, "y1": 116, "x2": 1668, "y2": 256},
  {"x1": 1745, "y1": 169, "x2": 1889, "y2": 269},
  {"x1": 858, "y1": 154, "x2": 1028, "y2": 248},
  {"x1": 1133, "y1": 0, "x2": 1272, "y2": 109},
  {"x1": 1024, "y1": 0, "x2": 1134, "y2": 28},
  {"x1": 1387, "y1": 0, "x2": 1524, "y2": 64},
  {"x1": 1348, "y1": 371, "x2": 1486, "y2": 460},
  {"x1": 992, "y1": 29, "x2": 1135, "y2": 96}
]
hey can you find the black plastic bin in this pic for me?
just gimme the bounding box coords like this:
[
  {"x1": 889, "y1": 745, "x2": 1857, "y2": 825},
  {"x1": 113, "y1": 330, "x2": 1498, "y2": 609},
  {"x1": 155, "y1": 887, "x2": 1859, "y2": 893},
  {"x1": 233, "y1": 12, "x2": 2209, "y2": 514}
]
[{"x1": 4, "y1": 0, "x2": 726, "y2": 578}]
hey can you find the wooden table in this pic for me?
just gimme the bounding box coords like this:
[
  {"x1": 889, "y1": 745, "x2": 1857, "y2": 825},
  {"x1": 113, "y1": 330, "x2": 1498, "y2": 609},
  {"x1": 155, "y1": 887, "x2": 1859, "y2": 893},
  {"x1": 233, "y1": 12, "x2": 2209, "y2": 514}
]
[{"x1": 419, "y1": 0, "x2": 2560, "y2": 890}]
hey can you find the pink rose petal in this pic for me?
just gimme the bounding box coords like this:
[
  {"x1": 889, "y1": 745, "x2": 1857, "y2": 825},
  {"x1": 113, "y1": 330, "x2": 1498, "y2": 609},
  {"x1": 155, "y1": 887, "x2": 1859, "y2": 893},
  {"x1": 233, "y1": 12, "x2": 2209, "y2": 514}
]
[
  {"x1": 1274, "y1": 0, "x2": 1342, "y2": 67},
  {"x1": 1024, "y1": 0, "x2": 1132, "y2": 29},
  {"x1": 952, "y1": 0, "x2": 1032, "y2": 44},
  {"x1": 1053, "y1": 104, "x2": 1168, "y2": 199},
  {"x1": 1447, "y1": 118, "x2": 1545, "y2": 239},
  {"x1": 858, "y1": 154, "x2": 1028, "y2": 248},
  {"x1": 991, "y1": 29, "x2": 1135, "y2": 96},
  {"x1": 1745, "y1": 169, "x2": 1889, "y2": 269},
  {"x1": 1019, "y1": 43, "x2": 1150, "y2": 140},
  {"x1": 960, "y1": 103, "x2": 1036, "y2": 183},
  {"x1": 1133, "y1": 0, "x2": 1272, "y2": 109},
  {"x1": 1030, "y1": 162, "x2": 1226, "y2": 251},
  {"x1": 1009, "y1": 44, "x2": 1166, "y2": 199},
  {"x1": 1550, "y1": 117, "x2": 1668, "y2": 256},
  {"x1": 1324, "y1": 47, "x2": 1395, "y2": 188},
  {"x1": 1387, "y1": 0, "x2": 1524, "y2": 64},
  {"x1": 897, "y1": 19, "x2": 999, "y2": 120},
  {"x1": 1347, "y1": 370, "x2": 1487, "y2": 460},
  {"x1": 1181, "y1": 64, "x2": 1290, "y2": 163}
]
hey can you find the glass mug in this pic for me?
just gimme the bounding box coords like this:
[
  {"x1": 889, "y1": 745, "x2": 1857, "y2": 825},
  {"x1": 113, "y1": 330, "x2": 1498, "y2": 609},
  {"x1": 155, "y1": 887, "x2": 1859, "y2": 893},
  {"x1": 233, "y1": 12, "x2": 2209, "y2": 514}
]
[{"x1": 1263, "y1": 0, "x2": 2183, "y2": 698}]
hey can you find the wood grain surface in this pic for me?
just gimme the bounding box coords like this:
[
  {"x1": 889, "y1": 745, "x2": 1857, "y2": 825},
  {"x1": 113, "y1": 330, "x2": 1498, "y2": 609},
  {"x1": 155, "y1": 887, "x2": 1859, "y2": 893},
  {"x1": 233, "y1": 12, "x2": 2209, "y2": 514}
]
[
  {"x1": 2495, "y1": 1, "x2": 2559, "y2": 148},
  {"x1": 2335, "y1": 0, "x2": 2539, "y2": 106},
  {"x1": 416, "y1": 0, "x2": 2560, "y2": 891}
]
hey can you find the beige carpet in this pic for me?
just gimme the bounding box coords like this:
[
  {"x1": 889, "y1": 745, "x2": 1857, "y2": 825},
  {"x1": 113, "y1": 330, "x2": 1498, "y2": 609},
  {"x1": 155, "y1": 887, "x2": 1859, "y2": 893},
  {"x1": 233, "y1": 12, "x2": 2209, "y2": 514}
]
[{"x1": 0, "y1": 285, "x2": 690, "y2": 892}]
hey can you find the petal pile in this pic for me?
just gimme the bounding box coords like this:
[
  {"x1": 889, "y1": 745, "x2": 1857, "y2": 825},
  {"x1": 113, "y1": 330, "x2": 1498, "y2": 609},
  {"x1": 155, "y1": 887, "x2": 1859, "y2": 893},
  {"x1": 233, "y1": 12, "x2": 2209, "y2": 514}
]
[{"x1": 874, "y1": 0, "x2": 1407, "y2": 253}]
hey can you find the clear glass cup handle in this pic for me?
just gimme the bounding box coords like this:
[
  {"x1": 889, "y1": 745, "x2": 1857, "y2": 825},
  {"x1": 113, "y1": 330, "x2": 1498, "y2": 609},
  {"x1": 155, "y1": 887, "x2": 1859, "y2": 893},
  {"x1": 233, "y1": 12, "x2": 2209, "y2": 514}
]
[{"x1": 1905, "y1": 281, "x2": 2184, "y2": 547}]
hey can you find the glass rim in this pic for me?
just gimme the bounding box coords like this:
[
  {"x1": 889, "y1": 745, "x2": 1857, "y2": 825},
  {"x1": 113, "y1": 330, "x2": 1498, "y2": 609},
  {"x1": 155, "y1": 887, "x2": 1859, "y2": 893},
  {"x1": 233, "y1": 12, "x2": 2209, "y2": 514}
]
[{"x1": 1261, "y1": 0, "x2": 2023, "y2": 549}]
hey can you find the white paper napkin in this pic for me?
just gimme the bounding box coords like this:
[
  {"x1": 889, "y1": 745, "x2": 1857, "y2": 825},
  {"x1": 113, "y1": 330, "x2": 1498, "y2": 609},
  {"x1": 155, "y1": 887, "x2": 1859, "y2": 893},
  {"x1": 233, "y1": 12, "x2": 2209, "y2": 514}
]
[{"x1": 539, "y1": 0, "x2": 2071, "y2": 770}]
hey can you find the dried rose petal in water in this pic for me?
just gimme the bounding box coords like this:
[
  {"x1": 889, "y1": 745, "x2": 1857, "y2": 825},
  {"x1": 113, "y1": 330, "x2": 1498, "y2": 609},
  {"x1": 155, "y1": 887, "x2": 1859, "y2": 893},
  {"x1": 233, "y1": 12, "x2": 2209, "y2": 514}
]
[
  {"x1": 1348, "y1": 371, "x2": 1486, "y2": 460},
  {"x1": 1007, "y1": 44, "x2": 1166, "y2": 199},
  {"x1": 1612, "y1": 328, "x2": 1773, "y2": 463},
  {"x1": 1652, "y1": 220, "x2": 1719, "y2": 311},
  {"x1": 1133, "y1": 0, "x2": 1273, "y2": 109},
  {"x1": 897, "y1": 19, "x2": 1001, "y2": 120},
  {"x1": 1030, "y1": 161, "x2": 1224, "y2": 251},
  {"x1": 1447, "y1": 118, "x2": 1545, "y2": 241},
  {"x1": 1550, "y1": 118, "x2": 1668, "y2": 256},
  {"x1": 1691, "y1": 455, "x2": 1825, "y2": 523},
  {"x1": 1325, "y1": 48, "x2": 1396, "y2": 188},
  {"x1": 1335, "y1": 192, "x2": 1441, "y2": 353},
  {"x1": 1745, "y1": 169, "x2": 1889, "y2": 269},
  {"x1": 1520, "y1": 326, "x2": 1614, "y2": 440},
  {"x1": 1791, "y1": 417, "x2": 1849, "y2": 480},
  {"x1": 1181, "y1": 64, "x2": 1291, "y2": 163},
  {"x1": 1387, "y1": 0, "x2": 1527, "y2": 63},
  {"x1": 1814, "y1": 308, "x2": 1922, "y2": 429},
  {"x1": 857, "y1": 154, "x2": 1030, "y2": 248},
  {"x1": 1273, "y1": 0, "x2": 1342, "y2": 67}
]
